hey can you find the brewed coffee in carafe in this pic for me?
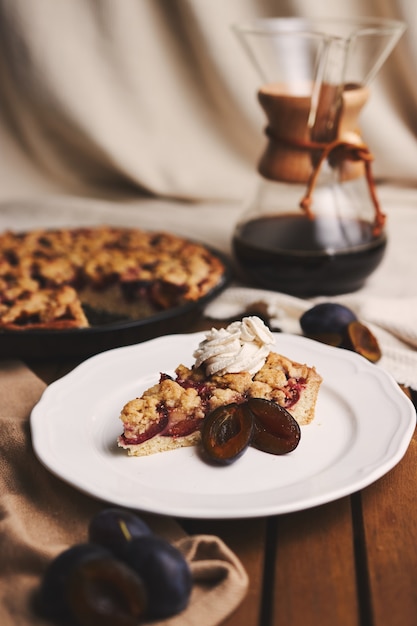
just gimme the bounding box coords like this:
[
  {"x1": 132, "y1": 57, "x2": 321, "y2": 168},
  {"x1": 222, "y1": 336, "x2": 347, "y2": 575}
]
[{"x1": 232, "y1": 18, "x2": 405, "y2": 296}]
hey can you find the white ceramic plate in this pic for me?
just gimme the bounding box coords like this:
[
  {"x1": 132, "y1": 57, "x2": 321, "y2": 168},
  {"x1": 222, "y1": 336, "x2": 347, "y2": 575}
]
[{"x1": 30, "y1": 332, "x2": 416, "y2": 519}]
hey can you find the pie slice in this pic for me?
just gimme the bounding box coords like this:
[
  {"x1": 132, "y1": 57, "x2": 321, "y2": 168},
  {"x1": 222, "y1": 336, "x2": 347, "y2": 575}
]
[
  {"x1": 117, "y1": 319, "x2": 322, "y2": 457},
  {"x1": 0, "y1": 284, "x2": 89, "y2": 330}
]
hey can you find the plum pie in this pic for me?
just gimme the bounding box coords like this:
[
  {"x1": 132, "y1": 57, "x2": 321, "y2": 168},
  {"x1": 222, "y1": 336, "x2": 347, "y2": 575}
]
[{"x1": 0, "y1": 225, "x2": 226, "y2": 331}]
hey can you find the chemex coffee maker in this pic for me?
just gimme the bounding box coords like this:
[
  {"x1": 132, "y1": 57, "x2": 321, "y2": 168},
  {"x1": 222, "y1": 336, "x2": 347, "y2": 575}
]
[{"x1": 232, "y1": 18, "x2": 405, "y2": 296}]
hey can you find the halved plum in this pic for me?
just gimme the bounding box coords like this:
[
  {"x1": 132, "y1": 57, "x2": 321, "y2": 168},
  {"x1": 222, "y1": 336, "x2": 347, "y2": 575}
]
[
  {"x1": 248, "y1": 398, "x2": 301, "y2": 455},
  {"x1": 345, "y1": 320, "x2": 382, "y2": 363},
  {"x1": 200, "y1": 403, "x2": 254, "y2": 464},
  {"x1": 200, "y1": 398, "x2": 301, "y2": 463}
]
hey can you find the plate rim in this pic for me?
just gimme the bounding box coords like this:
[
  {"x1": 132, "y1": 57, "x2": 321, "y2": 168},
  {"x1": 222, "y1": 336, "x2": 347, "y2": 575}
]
[{"x1": 30, "y1": 332, "x2": 416, "y2": 519}]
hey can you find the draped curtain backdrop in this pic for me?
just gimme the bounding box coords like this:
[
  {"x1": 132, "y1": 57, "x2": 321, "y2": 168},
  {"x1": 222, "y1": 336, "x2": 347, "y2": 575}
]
[{"x1": 0, "y1": 0, "x2": 416, "y2": 203}]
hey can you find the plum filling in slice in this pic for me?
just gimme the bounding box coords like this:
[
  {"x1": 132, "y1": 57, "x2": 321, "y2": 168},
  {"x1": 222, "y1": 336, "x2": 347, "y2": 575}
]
[
  {"x1": 282, "y1": 377, "x2": 307, "y2": 408},
  {"x1": 155, "y1": 401, "x2": 205, "y2": 438},
  {"x1": 120, "y1": 375, "x2": 305, "y2": 446},
  {"x1": 120, "y1": 409, "x2": 203, "y2": 445},
  {"x1": 119, "y1": 416, "x2": 169, "y2": 446},
  {"x1": 162, "y1": 415, "x2": 204, "y2": 437}
]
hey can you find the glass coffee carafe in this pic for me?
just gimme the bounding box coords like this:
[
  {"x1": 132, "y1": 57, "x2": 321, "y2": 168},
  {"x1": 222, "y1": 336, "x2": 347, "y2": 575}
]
[{"x1": 232, "y1": 18, "x2": 405, "y2": 296}]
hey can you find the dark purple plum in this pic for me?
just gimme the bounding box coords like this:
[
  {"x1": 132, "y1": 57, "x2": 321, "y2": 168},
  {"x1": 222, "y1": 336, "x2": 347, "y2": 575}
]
[
  {"x1": 121, "y1": 535, "x2": 192, "y2": 619},
  {"x1": 300, "y1": 302, "x2": 357, "y2": 343},
  {"x1": 88, "y1": 508, "x2": 152, "y2": 557}
]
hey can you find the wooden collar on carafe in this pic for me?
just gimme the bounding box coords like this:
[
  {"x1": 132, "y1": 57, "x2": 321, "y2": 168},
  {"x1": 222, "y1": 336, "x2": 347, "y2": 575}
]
[{"x1": 265, "y1": 127, "x2": 386, "y2": 237}]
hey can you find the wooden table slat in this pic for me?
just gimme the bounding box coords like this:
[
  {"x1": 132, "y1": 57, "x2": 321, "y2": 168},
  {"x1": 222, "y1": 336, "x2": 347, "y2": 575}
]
[
  {"x1": 361, "y1": 429, "x2": 417, "y2": 626},
  {"x1": 272, "y1": 498, "x2": 359, "y2": 626}
]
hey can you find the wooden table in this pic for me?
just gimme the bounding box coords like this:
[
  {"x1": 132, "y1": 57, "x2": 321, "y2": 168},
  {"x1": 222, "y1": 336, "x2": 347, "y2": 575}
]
[{"x1": 26, "y1": 319, "x2": 417, "y2": 626}]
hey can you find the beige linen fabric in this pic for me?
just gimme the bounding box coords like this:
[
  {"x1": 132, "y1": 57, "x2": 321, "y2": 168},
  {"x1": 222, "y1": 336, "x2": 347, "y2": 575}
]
[
  {"x1": 0, "y1": 0, "x2": 416, "y2": 204},
  {"x1": 0, "y1": 360, "x2": 248, "y2": 626}
]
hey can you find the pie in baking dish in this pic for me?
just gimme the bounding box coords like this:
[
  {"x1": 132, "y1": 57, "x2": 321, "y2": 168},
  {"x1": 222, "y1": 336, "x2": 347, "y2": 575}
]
[{"x1": 0, "y1": 225, "x2": 226, "y2": 330}]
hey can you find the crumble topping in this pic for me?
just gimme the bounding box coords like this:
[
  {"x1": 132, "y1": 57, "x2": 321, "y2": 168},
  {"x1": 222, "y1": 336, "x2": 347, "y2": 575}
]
[{"x1": 0, "y1": 226, "x2": 226, "y2": 331}]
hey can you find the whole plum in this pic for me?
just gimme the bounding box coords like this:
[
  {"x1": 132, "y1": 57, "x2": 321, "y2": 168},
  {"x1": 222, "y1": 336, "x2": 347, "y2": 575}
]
[
  {"x1": 300, "y1": 303, "x2": 357, "y2": 345},
  {"x1": 88, "y1": 508, "x2": 152, "y2": 558},
  {"x1": 121, "y1": 535, "x2": 192, "y2": 619}
]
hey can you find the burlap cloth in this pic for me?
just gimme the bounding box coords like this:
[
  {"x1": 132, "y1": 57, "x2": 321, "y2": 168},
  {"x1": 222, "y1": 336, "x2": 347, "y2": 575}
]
[{"x1": 0, "y1": 360, "x2": 248, "y2": 626}]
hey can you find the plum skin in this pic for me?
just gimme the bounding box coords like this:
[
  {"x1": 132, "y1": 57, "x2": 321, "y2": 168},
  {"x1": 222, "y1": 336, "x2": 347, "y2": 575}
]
[
  {"x1": 121, "y1": 535, "x2": 193, "y2": 619},
  {"x1": 88, "y1": 507, "x2": 152, "y2": 558},
  {"x1": 300, "y1": 303, "x2": 357, "y2": 338}
]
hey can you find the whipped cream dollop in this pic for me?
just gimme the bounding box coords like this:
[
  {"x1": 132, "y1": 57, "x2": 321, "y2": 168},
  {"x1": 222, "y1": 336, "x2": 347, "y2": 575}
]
[{"x1": 193, "y1": 316, "x2": 275, "y2": 376}]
